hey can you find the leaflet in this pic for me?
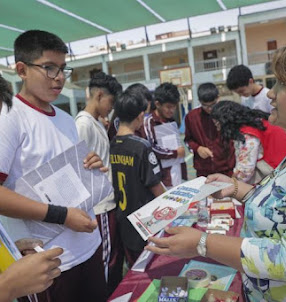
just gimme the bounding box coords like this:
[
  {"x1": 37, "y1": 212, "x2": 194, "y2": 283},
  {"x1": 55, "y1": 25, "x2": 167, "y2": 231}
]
[
  {"x1": 128, "y1": 177, "x2": 232, "y2": 241},
  {"x1": 13, "y1": 141, "x2": 113, "y2": 244}
]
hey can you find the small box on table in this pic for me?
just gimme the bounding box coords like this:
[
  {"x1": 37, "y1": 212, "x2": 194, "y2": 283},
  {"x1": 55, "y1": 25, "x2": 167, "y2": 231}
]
[
  {"x1": 158, "y1": 276, "x2": 188, "y2": 302},
  {"x1": 210, "y1": 199, "x2": 235, "y2": 219}
]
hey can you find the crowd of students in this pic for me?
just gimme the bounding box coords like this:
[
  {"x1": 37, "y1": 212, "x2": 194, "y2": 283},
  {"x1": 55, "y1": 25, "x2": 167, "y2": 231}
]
[{"x1": 1, "y1": 29, "x2": 286, "y2": 302}]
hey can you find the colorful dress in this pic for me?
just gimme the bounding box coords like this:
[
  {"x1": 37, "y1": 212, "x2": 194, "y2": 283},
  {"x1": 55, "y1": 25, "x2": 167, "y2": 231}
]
[{"x1": 240, "y1": 158, "x2": 286, "y2": 301}]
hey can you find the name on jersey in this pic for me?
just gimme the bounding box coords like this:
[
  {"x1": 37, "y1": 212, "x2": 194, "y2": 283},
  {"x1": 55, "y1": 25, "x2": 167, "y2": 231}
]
[{"x1": 110, "y1": 154, "x2": 134, "y2": 166}]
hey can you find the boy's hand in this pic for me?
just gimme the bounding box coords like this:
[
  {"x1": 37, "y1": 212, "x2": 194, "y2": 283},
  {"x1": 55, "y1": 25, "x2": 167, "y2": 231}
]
[
  {"x1": 177, "y1": 146, "x2": 185, "y2": 158},
  {"x1": 197, "y1": 146, "x2": 213, "y2": 159},
  {"x1": 4, "y1": 247, "x2": 63, "y2": 300},
  {"x1": 64, "y1": 208, "x2": 98, "y2": 233},
  {"x1": 83, "y1": 152, "x2": 108, "y2": 172},
  {"x1": 15, "y1": 238, "x2": 43, "y2": 256}
]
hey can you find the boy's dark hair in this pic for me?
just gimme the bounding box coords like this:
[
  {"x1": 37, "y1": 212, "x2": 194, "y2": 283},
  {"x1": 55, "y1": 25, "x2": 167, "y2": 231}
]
[
  {"x1": 89, "y1": 71, "x2": 122, "y2": 97},
  {"x1": 226, "y1": 65, "x2": 253, "y2": 90},
  {"x1": 125, "y1": 83, "x2": 153, "y2": 103},
  {"x1": 154, "y1": 82, "x2": 180, "y2": 105},
  {"x1": 0, "y1": 76, "x2": 13, "y2": 110},
  {"x1": 211, "y1": 100, "x2": 269, "y2": 143},
  {"x1": 197, "y1": 83, "x2": 219, "y2": 103},
  {"x1": 14, "y1": 30, "x2": 68, "y2": 63},
  {"x1": 115, "y1": 90, "x2": 147, "y2": 123}
]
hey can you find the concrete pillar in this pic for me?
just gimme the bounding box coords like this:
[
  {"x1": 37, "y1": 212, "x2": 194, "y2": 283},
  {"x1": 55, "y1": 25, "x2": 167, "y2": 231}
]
[
  {"x1": 238, "y1": 18, "x2": 248, "y2": 65},
  {"x1": 143, "y1": 53, "x2": 150, "y2": 81},
  {"x1": 101, "y1": 55, "x2": 109, "y2": 74},
  {"x1": 187, "y1": 40, "x2": 199, "y2": 108},
  {"x1": 235, "y1": 36, "x2": 242, "y2": 65}
]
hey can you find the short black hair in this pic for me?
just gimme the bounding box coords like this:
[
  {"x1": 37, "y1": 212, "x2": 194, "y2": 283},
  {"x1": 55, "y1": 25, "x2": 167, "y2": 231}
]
[
  {"x1": 14, "y1": 30, "x2": 68, "y2": 63},
  {"x1": 115, "y1": 90, "x2": 147, "y2": 123},
  {"x1": 89, "y1": 72, "x2": 122, "y2": 97},
  {"x1": 211, "y1": 100, "x2": 269, "y2": 143},
  {"x1": 226, "y1": 65, "x2": 253, "y2": 90},
  {"x1": 0, "y1": 76, "x2": 12, "y2": 110},
  {"x1": 197, "y1": 83, "x2": 219, "y2": 103},
  {"x1": 125, "y1": 83, "x2": 153, "y2": 103},
  {"x1": 154, "y1": 82, "x2": 180, "y2": 105}
]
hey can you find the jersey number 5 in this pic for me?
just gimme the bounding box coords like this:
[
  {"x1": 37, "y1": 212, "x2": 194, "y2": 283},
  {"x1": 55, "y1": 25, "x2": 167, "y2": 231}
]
[{"x1": 117, "y1": 171, "x2": 127, "y2": 211}]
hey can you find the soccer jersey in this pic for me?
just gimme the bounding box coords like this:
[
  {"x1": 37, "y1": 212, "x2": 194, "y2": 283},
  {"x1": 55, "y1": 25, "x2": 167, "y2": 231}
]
[
  {"x1": 0, "y1": 95, "x2": 101, "y2": 272},
  {"x1": 110, "y1": 134, "x2": 161, "y2": 251}
]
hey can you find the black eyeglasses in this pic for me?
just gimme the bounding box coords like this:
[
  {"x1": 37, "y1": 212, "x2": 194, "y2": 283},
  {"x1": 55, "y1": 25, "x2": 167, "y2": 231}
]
[{"x1": 23, "y1": 62, "x2": 73, "y2": 79}]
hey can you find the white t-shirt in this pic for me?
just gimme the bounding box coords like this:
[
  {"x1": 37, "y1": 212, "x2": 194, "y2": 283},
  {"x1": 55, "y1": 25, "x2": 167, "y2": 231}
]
[
  {"x1": 241, "y1": 87, "x2": 273, "y2": 113},
  {"x1": 0, "y1": 102, "x2": 9, "y2": 115},
  {"x1": 75, "y1": 111, "x2": 115, "y2": 215},
  {"x1": 0, "y1": 96, "x2": 101, "y2": 272}
]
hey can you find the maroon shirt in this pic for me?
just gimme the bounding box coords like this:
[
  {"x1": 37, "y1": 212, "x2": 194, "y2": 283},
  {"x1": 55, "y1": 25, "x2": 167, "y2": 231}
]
[
  {"x1": 184, "y1": 107, "x2": 235, "y2": 177},
  {"x1": 138, "y1": 112, "x2": 187, "y2": 187}
]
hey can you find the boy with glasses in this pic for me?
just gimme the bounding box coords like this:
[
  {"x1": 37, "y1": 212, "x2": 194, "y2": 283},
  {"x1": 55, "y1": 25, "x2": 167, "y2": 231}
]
[
  {"x1": 0, "y1": 30, "x2": 107, "y2": 302},
  {"x1": 184, "y1": 82, "x2": 235, "y2": 177}
]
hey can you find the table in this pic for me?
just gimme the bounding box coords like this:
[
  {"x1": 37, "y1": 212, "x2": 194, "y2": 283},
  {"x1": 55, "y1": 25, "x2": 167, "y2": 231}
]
[{"x1": 109, "y1": 206, "x2": 245, "y2": 302}]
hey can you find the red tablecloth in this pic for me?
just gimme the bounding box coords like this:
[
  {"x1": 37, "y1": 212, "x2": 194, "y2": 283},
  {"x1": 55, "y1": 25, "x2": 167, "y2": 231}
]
[{"x1": 109, "y1": 206, "x2": 245, "y2": 302}]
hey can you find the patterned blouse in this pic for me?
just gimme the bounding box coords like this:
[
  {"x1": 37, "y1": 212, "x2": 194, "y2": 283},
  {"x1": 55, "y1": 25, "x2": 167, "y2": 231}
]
[
  {"x1": 234, "y1": 134, "x2": 263, "y2": 183},
  {"x1": 240, "y1": 157, "x2": 286, "y2": 301}
]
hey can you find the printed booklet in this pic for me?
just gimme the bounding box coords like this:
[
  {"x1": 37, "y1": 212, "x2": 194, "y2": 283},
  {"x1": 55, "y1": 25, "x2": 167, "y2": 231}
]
[{"x1": 128, "y1": 177, "x2": 232, "y2": 240}]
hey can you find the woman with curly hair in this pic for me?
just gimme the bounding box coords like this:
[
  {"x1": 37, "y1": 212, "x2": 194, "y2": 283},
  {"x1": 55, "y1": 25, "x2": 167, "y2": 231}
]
[{"x1": 210, "y1": 100, "x2": 286, "y2": 183}]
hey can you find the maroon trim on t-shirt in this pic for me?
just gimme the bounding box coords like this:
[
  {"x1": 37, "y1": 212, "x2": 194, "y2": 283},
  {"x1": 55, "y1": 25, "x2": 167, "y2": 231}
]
[
  {"x1": 0, "y1": 172, "x2": 8, "y2": 182},
  {"x1": 252, "y1": 86, "x2": 264, "y2": 97},
  {"x1": 16, "y1": 94, "x2": 56, "y2": 116}
]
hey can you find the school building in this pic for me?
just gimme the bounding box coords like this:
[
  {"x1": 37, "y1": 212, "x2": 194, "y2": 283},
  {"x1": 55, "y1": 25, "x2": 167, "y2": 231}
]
[{"x1": 1, "y1": 6, "x2": 285, "y2": 121}]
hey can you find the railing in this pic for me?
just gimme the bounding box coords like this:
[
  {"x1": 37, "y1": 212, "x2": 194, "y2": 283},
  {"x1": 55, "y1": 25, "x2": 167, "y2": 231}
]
[
  {"x1": 194, "y1": 56, "x2": 237, "y2": 72},
  {"x1": 248, "y1": 50, "x2": 276, "y2": 65},
  {"x1": 112, "y1": 70, "x2": 145, "y2": 84},
  {"x1": 150, "y1": 63, "x2": 189, "y2": 79},
  {"x1": 72, "y1": 79, "x2": 89, "y2": 88}
]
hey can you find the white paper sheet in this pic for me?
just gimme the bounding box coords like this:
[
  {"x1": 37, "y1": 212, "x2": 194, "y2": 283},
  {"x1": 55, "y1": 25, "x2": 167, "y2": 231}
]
[
  {"x1": 33, "y1": 164, "x2": 91, "y2": 207},
  {"x1": 131, "y1": 230, "x2": 164, "y2": 272}
]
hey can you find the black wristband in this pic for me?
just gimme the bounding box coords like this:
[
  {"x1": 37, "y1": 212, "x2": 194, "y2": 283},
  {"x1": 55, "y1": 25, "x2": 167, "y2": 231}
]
[{"x1": 43, "y1": 204, "x2": 68, "y2": 224}]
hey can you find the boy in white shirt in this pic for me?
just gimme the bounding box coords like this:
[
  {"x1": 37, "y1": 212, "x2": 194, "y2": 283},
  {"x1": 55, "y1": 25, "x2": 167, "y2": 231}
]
[
  {"x1": 0, "y1": 30, "x2": 107, "y2": 302},
  {"x1": 226, "y1": 64, "x2": 272, "y2": 113},
  {"x1": 75, "y1": 72, "x2": 123, "y2": 294}
]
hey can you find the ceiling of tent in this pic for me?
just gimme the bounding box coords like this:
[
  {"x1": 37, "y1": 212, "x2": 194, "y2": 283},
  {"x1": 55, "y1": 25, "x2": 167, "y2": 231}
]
[{"x1": 0, "y1": 0, "x2": 278, "y2": 58}]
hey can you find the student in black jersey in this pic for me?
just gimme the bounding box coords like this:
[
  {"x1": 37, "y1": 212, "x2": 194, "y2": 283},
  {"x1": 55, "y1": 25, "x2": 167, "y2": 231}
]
[{"x1": 110, "y1": 90, "x2": 165, "y2": 267}]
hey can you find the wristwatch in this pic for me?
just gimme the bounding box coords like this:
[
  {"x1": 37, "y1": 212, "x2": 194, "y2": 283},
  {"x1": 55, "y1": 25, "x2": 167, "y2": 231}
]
[{"x1": 196, "y1": 232, "x2": 208, "y2": 257}]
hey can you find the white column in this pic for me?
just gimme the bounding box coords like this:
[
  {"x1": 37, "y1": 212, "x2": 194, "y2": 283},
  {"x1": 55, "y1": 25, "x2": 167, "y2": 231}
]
[
  {"x1": 235, "y1": 36, "x2": 242, "y2": 65},
  {"x1": 187, "y1": 40, "x2": 199, "y2": 108},
  {"x1": 101, "y1": 55, "x2": 109, "y2": 74},
  {"x1": 238, "y1": 19, "x2": 248, "y2": 65},
  {"x1": 143, "y1": 53, "x2": 150, "y2": 81}
]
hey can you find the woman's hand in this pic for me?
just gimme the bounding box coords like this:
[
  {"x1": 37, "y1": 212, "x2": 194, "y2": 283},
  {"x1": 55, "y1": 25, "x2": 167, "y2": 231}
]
[{"x1": 205, "y1": 173, "x2": 235, "y2": 199}]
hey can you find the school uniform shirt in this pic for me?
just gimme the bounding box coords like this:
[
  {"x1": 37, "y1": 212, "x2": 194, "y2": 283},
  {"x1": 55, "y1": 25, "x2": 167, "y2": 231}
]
[
  {"x1": 0, "y1": 95, "x2": 101, "y2": 272},
  {"x1": 0, "y1": 102, "x2": 8, "y2": 115},
  {"x1": 241, "y1": 86, "x2": 273, "y2": 113},
  {"x1": 235, "y1": 120, "x2": 286, "y2": 183},
  {"x1": 75, "y1": 111, "x2": 115, "y2": 215},
  {"x1": 139, "y1": 112, "x2": 187, "y2": 187},
  {"x1": 240, "y1": 158, "x2": 286, "y2": 301},
  {"x1": 110, "y1": 134, "x2": 161, "y2": 252},
  {"x1": 184, "y1": 107, "x2": 235, "y2": 177}
]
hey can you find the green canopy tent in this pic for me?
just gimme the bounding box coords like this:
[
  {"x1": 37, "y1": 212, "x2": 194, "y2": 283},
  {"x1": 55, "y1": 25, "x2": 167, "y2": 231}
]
[{"x1": 0, "y1": 0, "x2": 278, "y2": 58}]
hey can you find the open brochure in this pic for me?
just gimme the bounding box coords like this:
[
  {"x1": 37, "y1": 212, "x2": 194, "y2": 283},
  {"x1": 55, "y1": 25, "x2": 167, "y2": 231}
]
[
  {"x1": 154, "y1": 122, "x2": 184, "y2": 168},
  {"x1": 12, "y1": 140, "x2": 113, "y2": 244},
  {"x1": 128, "y1": 177, "x2": 232, "y2": 241}
]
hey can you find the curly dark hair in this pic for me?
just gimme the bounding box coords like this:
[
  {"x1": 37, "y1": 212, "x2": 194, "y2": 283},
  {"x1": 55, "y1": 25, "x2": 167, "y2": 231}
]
[
  {"x1": 0, "y1": 76, "x2": 12, "y2": 111},
  {"x1": 211, "y1": 100, "x2": 269, "y2": 143},
  {"x1": 89, "y1": 71, "x2": 122, "y2": 97}
]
